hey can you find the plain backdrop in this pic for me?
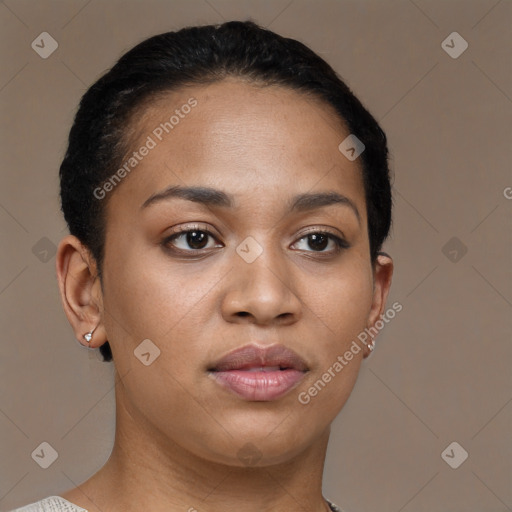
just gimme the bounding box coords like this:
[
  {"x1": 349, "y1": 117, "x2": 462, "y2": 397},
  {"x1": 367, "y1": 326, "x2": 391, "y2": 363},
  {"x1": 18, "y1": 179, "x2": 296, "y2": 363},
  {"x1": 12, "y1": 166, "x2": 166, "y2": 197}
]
[{"x1": 0, "y1": 1, "x2": 510, "y2": 511}]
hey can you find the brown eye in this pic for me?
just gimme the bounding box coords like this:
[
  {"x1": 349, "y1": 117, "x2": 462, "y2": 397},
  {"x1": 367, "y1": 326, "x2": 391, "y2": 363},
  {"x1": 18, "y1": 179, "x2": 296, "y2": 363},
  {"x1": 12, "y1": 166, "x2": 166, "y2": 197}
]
[
  {"x1": 162, "y1": 226, "x2": 223, "y2": 255},
  {"x1": 292, "y1": 231, "x2": 349, "y2": 253},
  {"x1": 307, "y1": 233, "x2": 329, "y2": 251},
  {"x1": 184, "y1": 230, "x2": 209, "y2": 249}
]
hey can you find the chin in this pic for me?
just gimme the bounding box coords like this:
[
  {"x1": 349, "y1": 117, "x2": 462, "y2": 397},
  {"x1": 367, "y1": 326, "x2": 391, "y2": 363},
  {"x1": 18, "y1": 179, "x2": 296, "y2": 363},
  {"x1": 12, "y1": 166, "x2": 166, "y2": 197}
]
[{"x1": 195, "y1": 423, "x2": 320, "y2": 469}]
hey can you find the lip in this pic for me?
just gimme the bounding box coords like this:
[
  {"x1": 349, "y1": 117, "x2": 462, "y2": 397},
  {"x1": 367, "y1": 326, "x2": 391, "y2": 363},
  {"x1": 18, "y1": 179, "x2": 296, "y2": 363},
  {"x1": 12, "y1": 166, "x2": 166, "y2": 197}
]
[{"x1": 208, "y1": 343, "x2": 309, "y2": 401}]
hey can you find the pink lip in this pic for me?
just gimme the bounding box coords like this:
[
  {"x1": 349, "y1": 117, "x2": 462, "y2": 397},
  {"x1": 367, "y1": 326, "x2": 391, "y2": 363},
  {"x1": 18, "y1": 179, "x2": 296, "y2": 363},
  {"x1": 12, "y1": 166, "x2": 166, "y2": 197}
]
[{"x1": 208, "y1": 344, "x2": 309, "y2": 401}]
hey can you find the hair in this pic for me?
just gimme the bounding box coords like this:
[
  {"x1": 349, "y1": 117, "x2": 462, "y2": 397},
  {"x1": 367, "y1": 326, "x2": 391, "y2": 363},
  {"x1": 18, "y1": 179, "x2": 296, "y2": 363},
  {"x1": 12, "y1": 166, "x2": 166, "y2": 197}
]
[{"x1": 59, "y1": 20, "x2": 393, "y2": 363}]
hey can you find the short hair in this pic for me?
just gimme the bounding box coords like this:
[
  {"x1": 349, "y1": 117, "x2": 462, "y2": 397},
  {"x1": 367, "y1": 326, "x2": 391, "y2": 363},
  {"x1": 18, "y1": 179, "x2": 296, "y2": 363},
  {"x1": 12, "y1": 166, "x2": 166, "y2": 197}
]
[{"x1": 59, "y1": 20, "x2": 393, "y2": 363}]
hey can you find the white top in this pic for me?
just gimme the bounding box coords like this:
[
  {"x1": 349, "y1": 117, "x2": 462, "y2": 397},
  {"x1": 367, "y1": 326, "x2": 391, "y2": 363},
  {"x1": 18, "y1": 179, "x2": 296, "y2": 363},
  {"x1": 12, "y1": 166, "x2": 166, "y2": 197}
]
[
  {"x1": 11, "y1": 495, "x2": 343, "y2": 511},
  {"x1": 10, "y1": 496, "x2": 87, "y2": 511}
]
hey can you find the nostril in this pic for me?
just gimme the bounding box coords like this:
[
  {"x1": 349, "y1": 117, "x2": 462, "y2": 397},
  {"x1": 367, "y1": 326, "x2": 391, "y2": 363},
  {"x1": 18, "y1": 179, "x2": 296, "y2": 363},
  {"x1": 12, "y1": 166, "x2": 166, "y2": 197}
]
[{"x1": 237, "y1": 311, "x2": 250, "y2": 317}]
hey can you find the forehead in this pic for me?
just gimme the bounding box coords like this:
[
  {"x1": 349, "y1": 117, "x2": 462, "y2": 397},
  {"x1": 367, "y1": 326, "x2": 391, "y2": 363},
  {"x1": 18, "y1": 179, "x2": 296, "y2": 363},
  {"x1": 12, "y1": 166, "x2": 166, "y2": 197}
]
[{"x1": 107, "y1": 78, "x2": 366, "y2": 218}]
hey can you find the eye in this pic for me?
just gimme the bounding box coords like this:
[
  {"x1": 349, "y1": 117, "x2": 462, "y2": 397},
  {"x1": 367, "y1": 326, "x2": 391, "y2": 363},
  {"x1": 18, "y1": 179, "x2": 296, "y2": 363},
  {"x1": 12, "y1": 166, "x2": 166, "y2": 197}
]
[
  {"x1": 162, "y1": 225, "x2": 222, "y2": 254},
  {"x1": 292, "y1": 230, "x2": 349, "y2": 254},
  {"x1": 161, "y1": 226, "x2": 349, "y2": 257}
]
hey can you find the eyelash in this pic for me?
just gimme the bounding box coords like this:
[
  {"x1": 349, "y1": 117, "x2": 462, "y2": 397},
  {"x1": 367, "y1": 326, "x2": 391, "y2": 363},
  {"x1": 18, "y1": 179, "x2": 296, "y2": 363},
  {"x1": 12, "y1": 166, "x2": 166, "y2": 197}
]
[{"x1": 161, "y1": 224, "x2": 350, "y2": 258}]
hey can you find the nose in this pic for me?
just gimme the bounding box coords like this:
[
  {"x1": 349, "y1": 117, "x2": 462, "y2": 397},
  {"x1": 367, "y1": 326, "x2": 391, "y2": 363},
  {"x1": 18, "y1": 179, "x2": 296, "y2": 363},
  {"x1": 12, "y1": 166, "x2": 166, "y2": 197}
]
[{"x1": 221, "y1": 243, "x2": 302, "y2": 326}]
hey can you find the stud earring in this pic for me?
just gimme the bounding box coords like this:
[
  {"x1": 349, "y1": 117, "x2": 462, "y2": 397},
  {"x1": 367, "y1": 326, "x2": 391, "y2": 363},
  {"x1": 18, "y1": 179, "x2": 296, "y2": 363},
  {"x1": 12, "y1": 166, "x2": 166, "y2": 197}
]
[
  {"x1": 360, "y1": 338, "x2": 375, "y2": 352},
  {"x1": 83, "y1": 326, "x2": 97, "y2": 344}
]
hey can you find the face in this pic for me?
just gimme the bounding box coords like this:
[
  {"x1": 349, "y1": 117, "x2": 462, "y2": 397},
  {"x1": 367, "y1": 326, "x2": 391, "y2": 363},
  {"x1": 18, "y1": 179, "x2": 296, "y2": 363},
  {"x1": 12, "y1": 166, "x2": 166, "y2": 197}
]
[{"x1": 88, "y1": 79, "x2": 391, "y2": 466}]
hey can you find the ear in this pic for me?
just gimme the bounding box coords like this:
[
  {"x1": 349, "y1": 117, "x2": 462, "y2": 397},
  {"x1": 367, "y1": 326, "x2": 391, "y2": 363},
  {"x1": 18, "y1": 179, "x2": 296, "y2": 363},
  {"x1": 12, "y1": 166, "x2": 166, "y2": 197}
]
[
  {"x1": 363, "y1": 251, "x2": 394, "y2": 358},
  {"x1": 55, "y1": 235, "x2": 106, "y2": 348}
]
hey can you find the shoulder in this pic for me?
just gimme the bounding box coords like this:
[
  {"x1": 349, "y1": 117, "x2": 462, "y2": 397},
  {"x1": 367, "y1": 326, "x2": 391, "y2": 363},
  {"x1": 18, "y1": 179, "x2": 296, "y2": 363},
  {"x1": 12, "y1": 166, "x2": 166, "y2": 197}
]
[{"x1": 9, "y1": 496, "x2": 88, "y2": 512}]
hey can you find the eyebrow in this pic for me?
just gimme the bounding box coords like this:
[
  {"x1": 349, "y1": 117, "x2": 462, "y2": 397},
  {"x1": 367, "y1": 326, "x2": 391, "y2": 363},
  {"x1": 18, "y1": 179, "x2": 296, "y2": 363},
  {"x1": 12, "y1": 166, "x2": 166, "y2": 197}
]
[
  {"x1": 141, "y1": 185, "x2": 233, "y2": 209},
  {"x1": 291, "y1": 191, "x2": 361, "y2": 224},
  {"x1": 141, "y1": 185, "x2": 360, "y2": 224}
]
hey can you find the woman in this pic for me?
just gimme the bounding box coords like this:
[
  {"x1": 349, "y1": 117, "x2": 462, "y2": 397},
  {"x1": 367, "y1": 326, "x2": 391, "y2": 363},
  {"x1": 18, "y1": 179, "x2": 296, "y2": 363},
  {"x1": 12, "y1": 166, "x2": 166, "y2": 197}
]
[{"x1": 13, "y1": 20, "x2": 393, "y2": 512}]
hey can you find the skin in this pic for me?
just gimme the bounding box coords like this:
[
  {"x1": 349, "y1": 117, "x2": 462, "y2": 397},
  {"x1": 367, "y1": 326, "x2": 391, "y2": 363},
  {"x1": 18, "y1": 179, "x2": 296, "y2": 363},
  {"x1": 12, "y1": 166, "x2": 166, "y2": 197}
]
[{"x1": 56, "y1": 78, "x2": 393, "y2": 512}]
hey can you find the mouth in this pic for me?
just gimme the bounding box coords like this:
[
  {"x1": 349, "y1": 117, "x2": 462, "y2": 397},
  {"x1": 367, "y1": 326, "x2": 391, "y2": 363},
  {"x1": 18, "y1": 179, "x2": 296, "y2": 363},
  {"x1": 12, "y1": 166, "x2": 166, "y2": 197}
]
[{"x1": 207, "y1": 343, "x2": 309, "y2": 401}]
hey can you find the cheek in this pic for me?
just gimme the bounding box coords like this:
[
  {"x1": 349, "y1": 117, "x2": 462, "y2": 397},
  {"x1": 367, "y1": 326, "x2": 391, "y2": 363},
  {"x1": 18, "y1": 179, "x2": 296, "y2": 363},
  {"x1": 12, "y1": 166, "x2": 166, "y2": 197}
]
[
  {"x1": 295, "y1": 259, "x2": 373, "y2": 417},
  {"x1": 99, "y1": 249, "x2": 235, "y2": 447},
  {"x1": 101, "y1": 244, "x2": 225, "y2": 360},
  {"x1": 307, "y1": 258, "x2": 374, "y2": 348}
]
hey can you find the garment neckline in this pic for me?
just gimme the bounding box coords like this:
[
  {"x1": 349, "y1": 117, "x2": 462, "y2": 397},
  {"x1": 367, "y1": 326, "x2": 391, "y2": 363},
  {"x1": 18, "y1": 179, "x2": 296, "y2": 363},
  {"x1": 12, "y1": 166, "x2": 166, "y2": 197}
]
[
  {"x1": 47, "y1": 496, "x2": 88, "y2": 510},
  {"x1": 46, "y1": 494, "x2": 340, "y2": 512}
]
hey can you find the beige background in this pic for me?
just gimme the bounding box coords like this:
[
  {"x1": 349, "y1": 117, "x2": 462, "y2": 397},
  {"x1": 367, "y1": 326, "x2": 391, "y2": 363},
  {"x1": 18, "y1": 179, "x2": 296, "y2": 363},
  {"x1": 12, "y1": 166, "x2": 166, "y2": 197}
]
[{"x1": 1, "y1": 1, "x2": 511, "y2": 511}]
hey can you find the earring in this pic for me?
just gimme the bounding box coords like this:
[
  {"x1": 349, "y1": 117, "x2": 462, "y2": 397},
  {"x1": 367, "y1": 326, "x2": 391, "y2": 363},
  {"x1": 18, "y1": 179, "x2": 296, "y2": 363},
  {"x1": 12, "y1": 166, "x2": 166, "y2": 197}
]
[
  {"x1": 360, "y1": 338, "x2": 375, "y2": 352},
  {"x1": 83, "y1": 326, "x2": 97, "y2": 344}
]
